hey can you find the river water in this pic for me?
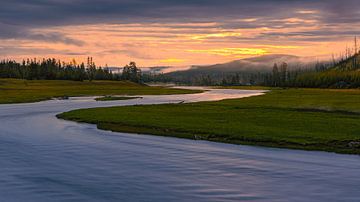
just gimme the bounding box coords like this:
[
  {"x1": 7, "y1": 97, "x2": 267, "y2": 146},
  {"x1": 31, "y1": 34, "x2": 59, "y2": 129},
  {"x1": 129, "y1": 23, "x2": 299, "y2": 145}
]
[{"x1": 0, "y1": 88, "x2": 359, "y2": 201}]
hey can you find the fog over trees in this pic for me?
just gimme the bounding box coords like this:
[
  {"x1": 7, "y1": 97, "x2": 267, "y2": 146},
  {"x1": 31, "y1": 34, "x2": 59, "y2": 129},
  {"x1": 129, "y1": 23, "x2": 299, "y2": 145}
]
[{"x1": 145, "y1": 38, "x2": 360, "y2": 88}]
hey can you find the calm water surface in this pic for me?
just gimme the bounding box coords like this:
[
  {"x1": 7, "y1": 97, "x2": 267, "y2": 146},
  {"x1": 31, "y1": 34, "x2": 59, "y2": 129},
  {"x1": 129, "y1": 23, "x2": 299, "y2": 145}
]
[{"x1": 0, "y1": 88, "x2": 359, "y2": 201}]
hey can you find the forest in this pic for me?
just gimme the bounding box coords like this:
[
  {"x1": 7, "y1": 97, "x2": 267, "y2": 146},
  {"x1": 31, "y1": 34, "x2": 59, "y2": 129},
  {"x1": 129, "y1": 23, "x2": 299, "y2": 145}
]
[{"x1": 0, "y1": 57, "x2": 142, "y2": 83}]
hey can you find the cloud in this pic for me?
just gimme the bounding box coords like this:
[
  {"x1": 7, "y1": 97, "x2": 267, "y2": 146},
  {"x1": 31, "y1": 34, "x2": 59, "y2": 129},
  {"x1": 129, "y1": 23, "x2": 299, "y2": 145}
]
[
  {"x1": 159, "y1": 58, "x2": 185, "y2": 64},
  {"x1": 2, "y1": 1, "x2": 360, "y2": 42},
  {"x1": 189, "y1": 32, "x2": 243, "y2": 40},
  {"x1": 0, "y1": 22, "x2": 84, "y2": 45},
  {"x1": 99, "y1": 48, "x2": 158, "y2": 60},
  {"x1": 188, "y1": 48, "x2": 268, "y2": 57},
  {"x1": 27, "y1": 33, "x2": 84, "y2": 46},
  {"x1": 0, "y1": 45, "x2": 87, "y2": 56},
  {"x1": 0, "y1": 0, "x2": 358, "y2": 26}
]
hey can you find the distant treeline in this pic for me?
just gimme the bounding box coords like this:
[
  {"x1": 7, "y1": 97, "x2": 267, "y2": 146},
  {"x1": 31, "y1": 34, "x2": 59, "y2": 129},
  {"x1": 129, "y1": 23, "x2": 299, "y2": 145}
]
[
  {"x1": 146, "y1": 52, "x2": 360, "y2": 88},
  {"x1": 0, "y1": 58, "x2": 142, "y2": 83},
  {"x1": 144, "y1": 62, "x2": 334, "y2": 87}
]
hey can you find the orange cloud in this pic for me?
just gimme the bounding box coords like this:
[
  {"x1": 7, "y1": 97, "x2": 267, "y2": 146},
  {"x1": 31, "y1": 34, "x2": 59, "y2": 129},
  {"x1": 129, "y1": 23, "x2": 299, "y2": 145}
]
[
  {"x1": 189, "y1": 32, "x2": 243, "y2": 40},
  {"x1": 159, "y1": 58, "x2": 185, "y2": 64},
  {"x1": 187, "y1": 48, "x2": 268, "y2": 57}
]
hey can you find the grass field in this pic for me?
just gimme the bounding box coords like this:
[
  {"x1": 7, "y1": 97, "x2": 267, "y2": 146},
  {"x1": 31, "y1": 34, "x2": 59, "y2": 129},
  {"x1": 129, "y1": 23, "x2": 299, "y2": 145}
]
[
  {"x1": 58, "y1": 88, "x2": 360, "y2": 154},
  {"x1": 0, "y1": 79, "x2": 201, "y2": 104}
]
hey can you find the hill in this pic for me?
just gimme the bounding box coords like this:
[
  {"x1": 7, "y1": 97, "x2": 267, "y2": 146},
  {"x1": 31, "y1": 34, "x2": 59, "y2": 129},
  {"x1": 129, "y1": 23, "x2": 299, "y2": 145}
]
[
  {"x1": 192, "y1": 54, "x2": 302, "y2": 72},
  {"x1": 294, "y1": 53, "x2": 360, "y2": 88},
  {"x1": 163, "y1": 54, "x2": 320, "y2": 84},
  {"x1": 167, "y1": 54, "x2": 315, "y2": 75}
]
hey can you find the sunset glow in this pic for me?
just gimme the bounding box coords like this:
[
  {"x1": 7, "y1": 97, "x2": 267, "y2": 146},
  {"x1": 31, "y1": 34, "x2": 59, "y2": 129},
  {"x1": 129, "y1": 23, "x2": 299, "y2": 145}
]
[{"x1": 1, "y1": 0, "x2": 360, "y2": 68}]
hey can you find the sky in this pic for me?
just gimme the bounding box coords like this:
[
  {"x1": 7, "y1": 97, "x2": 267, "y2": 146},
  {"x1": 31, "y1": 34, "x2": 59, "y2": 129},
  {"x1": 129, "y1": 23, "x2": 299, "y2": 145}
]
[{"x1": 1, "y1": 0, "x2": 360, "y2": 68}]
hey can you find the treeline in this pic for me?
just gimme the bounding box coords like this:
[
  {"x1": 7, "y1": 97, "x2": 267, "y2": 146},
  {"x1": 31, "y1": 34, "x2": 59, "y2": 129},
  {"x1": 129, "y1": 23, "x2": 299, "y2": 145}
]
[
  {"x1": 147, "y1": 58, "x2": 360, "y2": 88},
  {"x1": 151, "y1": 71, "x2": 268, "y2": 86},
  {"x1": 0, "y1": 58, "x2": 143, "y2": 83},
  {"x1": 142, "y1": 73, "x2": 174, "y2": 83}
]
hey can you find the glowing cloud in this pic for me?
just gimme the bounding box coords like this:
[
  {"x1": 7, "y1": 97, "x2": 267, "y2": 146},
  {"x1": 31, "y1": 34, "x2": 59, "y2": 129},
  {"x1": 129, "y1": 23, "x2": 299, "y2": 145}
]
[
  {"x1": 188, "y1": 48, "x2": 268, "y2": 57},
  {"x1": 260, "y1": 45, "x2": 302, "y2": 49},
  {"x1": 159, "y1": 58, "x2": 185, "y2": 64},
  {"x1": 296, "y1": 10, "x2": 319, "y2": 14},
  {"x1": 190, "y1": 32, "x2": 243, "y2": 40}
]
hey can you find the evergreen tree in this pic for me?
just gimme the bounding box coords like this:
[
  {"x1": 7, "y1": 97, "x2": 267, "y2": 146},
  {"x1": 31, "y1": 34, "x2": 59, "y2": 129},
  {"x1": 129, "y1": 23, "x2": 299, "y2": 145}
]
[{"x1": 272, "y1": 63, "x2": 280, "y2": 87}]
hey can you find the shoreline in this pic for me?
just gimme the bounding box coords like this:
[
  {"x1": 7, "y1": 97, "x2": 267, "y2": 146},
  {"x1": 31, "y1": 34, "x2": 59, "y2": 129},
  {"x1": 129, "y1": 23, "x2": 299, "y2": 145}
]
[{"x1": 56, "y1": 116, "x2": 360, "y2": 155}]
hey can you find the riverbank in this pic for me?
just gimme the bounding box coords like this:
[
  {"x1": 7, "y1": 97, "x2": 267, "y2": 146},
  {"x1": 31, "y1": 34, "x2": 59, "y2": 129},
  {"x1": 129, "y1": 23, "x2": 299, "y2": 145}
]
[
  {"x1": 0, "y1": 79, "x2": 201, "y2": 104},
  {"x1": 58, "y1": 88, "x2": 360, "y2": 154}
]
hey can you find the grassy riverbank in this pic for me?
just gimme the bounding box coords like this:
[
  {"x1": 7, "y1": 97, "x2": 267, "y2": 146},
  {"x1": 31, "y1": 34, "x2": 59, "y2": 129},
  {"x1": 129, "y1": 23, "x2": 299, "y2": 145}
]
[
  {"x1": 58, "y1": 88, "x2": 360, "y2": 154},
  {"x1": 0, "y1": 79, "x2": 201, "y2": 104}
]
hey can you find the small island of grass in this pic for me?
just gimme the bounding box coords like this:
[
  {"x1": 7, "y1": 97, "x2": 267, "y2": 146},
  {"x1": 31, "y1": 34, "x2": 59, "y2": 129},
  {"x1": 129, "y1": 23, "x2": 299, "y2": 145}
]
[{"x1": 95, "y1": 96, "x2": 143, "y2": 101}]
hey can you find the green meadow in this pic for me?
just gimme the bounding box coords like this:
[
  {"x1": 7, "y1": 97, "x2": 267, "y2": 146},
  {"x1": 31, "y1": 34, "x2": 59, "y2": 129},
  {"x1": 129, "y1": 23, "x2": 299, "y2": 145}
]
[
  {"x1": 0, "y1": 79, "x2": 201, "y2": 104},
  {"x1": 58, "y1": 88, "x2": 360, "y2": 154}
]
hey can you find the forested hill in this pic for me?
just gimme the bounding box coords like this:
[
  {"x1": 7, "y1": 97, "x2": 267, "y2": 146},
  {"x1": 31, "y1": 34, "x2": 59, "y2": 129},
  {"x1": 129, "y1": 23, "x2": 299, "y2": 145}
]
[
  {"x1": 168, "y1": 54, "x2": 312, "y2": 75},
  {"x1": 332, "y1": 53, "x2": 360, "y2": 71},
  {"x1": 161, "y1": 54, "x2": 318, "y2": 85},
  {"x1": 294, "y1": 53, "x2": 360, "y2": 88}
]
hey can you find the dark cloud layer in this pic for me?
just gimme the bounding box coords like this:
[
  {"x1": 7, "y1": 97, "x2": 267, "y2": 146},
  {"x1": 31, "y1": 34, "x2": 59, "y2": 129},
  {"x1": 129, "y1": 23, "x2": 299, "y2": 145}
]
[
  {"x1": 1, "y1": 0, "x2": 359, "y2": 26},
  {"x1": 1, "y1": 0, "x2": 360, "y2": 46}
]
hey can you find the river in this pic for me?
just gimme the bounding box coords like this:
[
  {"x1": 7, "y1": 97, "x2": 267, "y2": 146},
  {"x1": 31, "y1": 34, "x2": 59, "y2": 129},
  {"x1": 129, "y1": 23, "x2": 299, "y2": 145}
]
[{"x1": 0, "y1": 88, "x2": 359, "y2": 201}]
